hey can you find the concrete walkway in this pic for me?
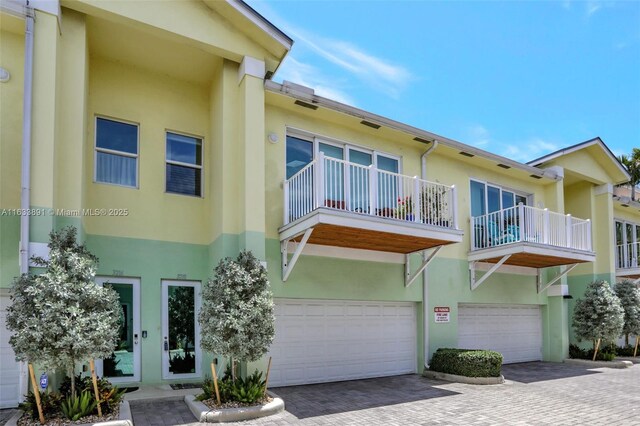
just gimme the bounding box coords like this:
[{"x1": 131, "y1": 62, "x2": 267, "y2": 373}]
[{"x1": 130, "y1": 362, "x2": 640, "y2": 426}]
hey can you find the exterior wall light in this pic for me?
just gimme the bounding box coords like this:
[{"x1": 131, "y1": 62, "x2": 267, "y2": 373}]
[
  {"x1": 0, "y1": 67, "x2": 10, "y2": 83},
  {"x1": 268, "y1": 132, "x2": 279, "y2": 144}
]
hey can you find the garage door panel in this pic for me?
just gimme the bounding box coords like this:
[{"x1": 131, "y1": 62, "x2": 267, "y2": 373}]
[
  {"x1": 458, "y1": 304, "x2": 542, "y2": 364},
  {"x1": 1, "y1": 296, "x2": 20, "y2": 408},
  {"x1": 267, "y1": 299, "x2": 417, "y2": 387}
]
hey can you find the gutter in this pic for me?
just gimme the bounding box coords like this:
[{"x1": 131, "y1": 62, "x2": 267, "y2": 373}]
[
  {"x1": 19, "y1": 5, "x2": 35, "y2": 274},
  {"x1": 265, "y1": 80, "x2": 561, "y2": 181},
  {"x1": 420, "y1": 141, "x2": 438, "y2": 369}
]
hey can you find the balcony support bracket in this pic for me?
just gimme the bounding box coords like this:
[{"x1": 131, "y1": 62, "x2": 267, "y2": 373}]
[
  {"x1": 537, "y1": 264, "x2": 578, "y2": 294},
  {"x1": 405, "y1": 246, "x2": 442, "y2": 288},
  {"x1": 281, "y1": 228, "x2": 314, "y2": 282},
  {"x1": 469, "y1": 254, "x2": 512, "y2": 291},
  {"x1": 635, "y1": 277, "x2": 640, "y2": 285}
]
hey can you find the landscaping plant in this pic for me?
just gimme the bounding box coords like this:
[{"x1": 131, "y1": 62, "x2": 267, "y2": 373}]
[
  {"x1": 20, "y1": 391, "x2": 62, "y2": 420},
  {"x1": 429, "y1": 348, "x2": 503, "y2": 378},
  {"x1": 198, "y1": 251, "x2": 275, "y2": 404},
  {"x1": 572, "y1": 280, "x2": 624, "y2": 360},
  {"x1": 60, "y1": 391, "x2": 98, "y2": 421},
  {"x1": 6, "y1": 226, "x2": 121, "y2": 399},
  {"x1": 614, "y1": 280, "x2": 640, "y2": 347},
  {"x1": 60, "y1": 374, "x2": 125, "y2": 414}
]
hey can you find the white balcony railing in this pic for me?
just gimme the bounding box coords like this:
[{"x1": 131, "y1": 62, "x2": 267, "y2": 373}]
[
  {"x1": 471, "y1": 204, "x2": 592, "y2": 252},
  {"x1": 284, "y1": 152, "x2": 458, "y2": 229},
  {"x1": 616, "y1": 242, "x2": 640, "y2": 270}
]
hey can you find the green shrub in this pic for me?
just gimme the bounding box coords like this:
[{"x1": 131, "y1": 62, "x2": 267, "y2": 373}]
[
  {"x1": 616, "y1": 345, "x2": 637, "y2": 357},
  {"x1": 59, "y1": 374, "x2": 125, "y2": 414},
  {"x1": 569, "y1": 343, "x2": 617, "y2": 361},
  {"x1": 429, "y1": 348, "x2": 503, "y2": 378},
  {"x1": 19, "y1": 390, "x2": 62, "y2": 420},
  {"x1": 196, "y1": 368, "x2": 265, "y2": 405},
  {"x1": 60, "y1": 391, "x2": 97, "y2": 421}
]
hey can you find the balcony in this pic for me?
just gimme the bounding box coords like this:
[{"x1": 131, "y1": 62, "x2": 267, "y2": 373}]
[
  {"x1": 279, "y1": 153, "x2": 463, "y2": 277},
  {"x1": 616, "y1": 243, "x2": 640, "y2": 281},
  {"x1": 469, "y1": 205, "x2": 595, "y2": 269}
]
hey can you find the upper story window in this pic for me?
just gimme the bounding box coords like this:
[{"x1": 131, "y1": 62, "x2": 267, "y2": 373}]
[
  {"x1": 166, "y1": 132, "x2": 203, "y2": 197},
  {"x1": 470, "y1": 180, "x2": 528, "y2": 217},
  {"x1": 95, "y1": 117, "x2": 139, "y2": 188}
]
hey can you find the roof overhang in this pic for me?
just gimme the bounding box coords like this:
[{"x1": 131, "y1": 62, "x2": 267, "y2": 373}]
[{"x1": 265, "y1": 80, "x2": 561, "y2": 182}]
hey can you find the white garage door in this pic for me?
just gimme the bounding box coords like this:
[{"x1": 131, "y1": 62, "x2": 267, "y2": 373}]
[
  {"x1": 267, "y1": 299, "x2": 417, "y2": 387},
  {"x1": 458, "y1": 304, "x2": 542, "y2": 364},
  {"x1": 1, "y1": 296, "x2": 21, "y2": 408}
]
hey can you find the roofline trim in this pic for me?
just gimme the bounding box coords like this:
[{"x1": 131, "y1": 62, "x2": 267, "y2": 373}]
[
  {"x1": 528, "y1": 137, "x2": 631, "y2": 183},
  {"x1": 265, "y1": 80, "x2": 561, "y2": 181},
  {"x1": 227, "y1": 0, "x2": 293, "y2": 51}
]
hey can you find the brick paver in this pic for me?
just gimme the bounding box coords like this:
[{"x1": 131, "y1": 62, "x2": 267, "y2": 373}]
[{"x1": 131, "y1": 362, "x2": 640, "y2": 426}]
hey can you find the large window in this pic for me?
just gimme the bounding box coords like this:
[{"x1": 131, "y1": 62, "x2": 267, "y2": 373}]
[
  {"x1": 615, "y1": 219, "x2": 640, "y2": 268},
  {"x1": 95, "y1": 117, "x2": 139, "y2": 187},
  {"x1": 470, "y1": 180, "x2": 528, "y2": 217},
  {"x1": 166, "y1": 132, "x2": 203, "y2": 197}
]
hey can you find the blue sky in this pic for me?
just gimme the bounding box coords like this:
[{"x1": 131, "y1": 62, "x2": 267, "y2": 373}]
[{"x1": 249, "y1": 0, "x2": 640, "y2": 163}]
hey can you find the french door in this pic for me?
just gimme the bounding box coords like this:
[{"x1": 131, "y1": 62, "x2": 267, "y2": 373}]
[
  {"x1": 95, "y1": 277, "x2": 141, "y2": 383},
  {"x1": 161, "y1": 280, "x2": 201, "y2": 379}
]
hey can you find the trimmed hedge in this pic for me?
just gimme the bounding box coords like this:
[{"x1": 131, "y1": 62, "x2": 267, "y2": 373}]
[{"x1": 429, "y1": 348, "x2": 503, "y2": 378}]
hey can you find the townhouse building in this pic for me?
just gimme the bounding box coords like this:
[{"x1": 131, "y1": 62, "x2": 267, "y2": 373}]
[{"x1": 0, "y1": 0, "x2": 637, "y2": 409}]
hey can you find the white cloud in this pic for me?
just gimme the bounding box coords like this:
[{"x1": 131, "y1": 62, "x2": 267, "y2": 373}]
[
  {"x1": 248, "y1": 2, "x2": 413, "y2": 100},
  {"x1": 586, "y1": 1, "x2": 602, "y2": 16},
  {"x1": 465, "y1": 125, "x2": 559, "y2": 162},
  {"x1": 501, "y1": 138, "x2": 560, "y2": 162},
  {"x1": 276, "y1": 56, "x2": 356, "y2": 106},
  {"x1": 467, "y1": 125, "x2": 491, "y2": 147}
]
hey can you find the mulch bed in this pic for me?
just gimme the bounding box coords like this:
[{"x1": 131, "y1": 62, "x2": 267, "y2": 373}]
[
  {"x1": 201, "y1": 396, "x2": 272, "y2": 410},
  {"x1": 17, "y1": 407, "x2": 119, "y2": 426}
]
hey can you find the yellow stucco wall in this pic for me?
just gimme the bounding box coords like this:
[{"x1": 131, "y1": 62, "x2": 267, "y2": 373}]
[
  {"x1": 84, "y1": 56, "x2": 213, "y2": 244},
  {"x1": 0, "y1": 22, "x2": 25, "y2": 209}
]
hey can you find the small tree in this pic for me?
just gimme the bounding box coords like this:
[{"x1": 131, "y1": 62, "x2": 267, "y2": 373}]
[
  {"x1": 615, "y1": 280, "x2": 640, "y2": 346},
  {"x1": 6, "y1": 227, "x2": 121, "y2": 396},
  {"x1": 572, "y1": 280, "x2": 624, "y2": 360},
  {"x1": 199, "y1": 251, "x2": 275, "y2": 377}
]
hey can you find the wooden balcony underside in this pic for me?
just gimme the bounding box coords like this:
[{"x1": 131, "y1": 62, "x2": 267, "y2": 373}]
[
  {"x1": 616, "y1": 268, "x2": 640, "y2": 280},
  {"x1": 469, "y1": 242, "x2": 595, "y2": 268},
  {"x1": 280, "y1": 208, "x2": 463, "y2": 255},
  {"x1": 291, "y1": 223, "x2": 457, "y2": 254}
]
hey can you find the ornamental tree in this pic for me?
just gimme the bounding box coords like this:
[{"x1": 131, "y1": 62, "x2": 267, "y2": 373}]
[
  {"x1": 6, "y1": 227, "x2": 121, "y2": 396},
  {"x1": 198, "y1": 251, "x2": 275, "y2": 374},
  {"x1": 614, "y1": 280, "x2": 640, "y2": 346},
  {"x1": 572, "y1": 280, "x2": 624, "y2": 355}
]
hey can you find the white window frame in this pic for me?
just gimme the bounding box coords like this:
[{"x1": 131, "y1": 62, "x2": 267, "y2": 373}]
[
  {"x1": 94, "y1": 115, "x2": 140, "y2": 189},
  {"x1": 468, "y1": 178, "x2": 532, "y2": 217},
  {"x1": 615, "y1": 219, "x2": 640, "y2": 268},
  {"x1": 164, "y1": 130, "x2": 204, "y2": 198}
]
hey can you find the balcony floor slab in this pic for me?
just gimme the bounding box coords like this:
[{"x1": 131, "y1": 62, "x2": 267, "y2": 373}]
[{"x1": 469, "y1": 242, "x2": 595, "y2": 268}]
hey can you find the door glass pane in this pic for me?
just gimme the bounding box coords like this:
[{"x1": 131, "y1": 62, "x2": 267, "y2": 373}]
[
  {"x1": 286, "y1": 136, "x2": 313, "y2": 179},
  {"x1": 320, "y1": 143, "x2": 345, "y2": 208},
  {"x1": 626, "y1": 224, "x2": 634, "y2": 267},
  {"x1": 487, "y1": 186, "x2": 501, "y2": 213},
  {"x1": 104, "y1": 283, "x2": 134, "y2": 378},
  {"x1": 502, "y1": 191, "x2": 515, "y2": 209},
  {"x1": 349, "y1": 150, "x2": 372, "y2": 212},
  {"x1": 376, "y1": 155, "x2": 399, "y2": 215},
  {"x1": 515, "y1": 195, "x2": 527, "y2": 206},
  {"x1": 615, "y1": 221, "x2": 623, "y2": 245},
  {"x1": 168, "y1": 285, "x2": 196, "y2": 374},
  {"x1": 470, "y1": 181, "x2": 486, "y2": 217},
  {"x1": 377, "y1": 155, "x2": 399, "y2": 173}
]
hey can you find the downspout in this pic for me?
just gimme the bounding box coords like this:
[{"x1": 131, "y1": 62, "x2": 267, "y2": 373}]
[
  {"x1": 19, "y1": 5, "x2": 35, "y2": 275},
  {"x1": 420, "y1": 140, "x2": 438, "y2": 369}
]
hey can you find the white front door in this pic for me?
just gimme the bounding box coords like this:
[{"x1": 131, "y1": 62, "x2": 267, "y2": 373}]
[
  {"x1": 161, "y1": 280, "x2": 201, "y2": 379},
  {"x1": 95, "y1": 277, "x2": 141, "y2": 383},
  {"x1": 267, "y1": 299, "x2": 417, "y2": 387},
  {"x1": 458, "y1": 304, "x2": 543, "y2": 364}
]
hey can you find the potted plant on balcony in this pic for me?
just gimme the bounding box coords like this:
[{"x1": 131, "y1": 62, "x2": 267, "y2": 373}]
[
  {"x1": 419, "y1": 186, "x2": 450, "y2": 227},
  {"x1": 395, "y1": 196, "x2": 413, "y2": 221}
]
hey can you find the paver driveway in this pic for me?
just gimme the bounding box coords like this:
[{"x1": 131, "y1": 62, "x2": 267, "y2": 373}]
[{"x1": 130, "y1": 362, "x2": 640, "y2": 426}]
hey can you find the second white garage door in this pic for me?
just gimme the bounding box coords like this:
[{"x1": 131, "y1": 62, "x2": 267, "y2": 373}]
[
  {"x1": 458, "y1": 304, "x2": 542, "y2": 364},
  {"x1": 267, "y1": 299, "x2": 417, "y2": 387}
]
